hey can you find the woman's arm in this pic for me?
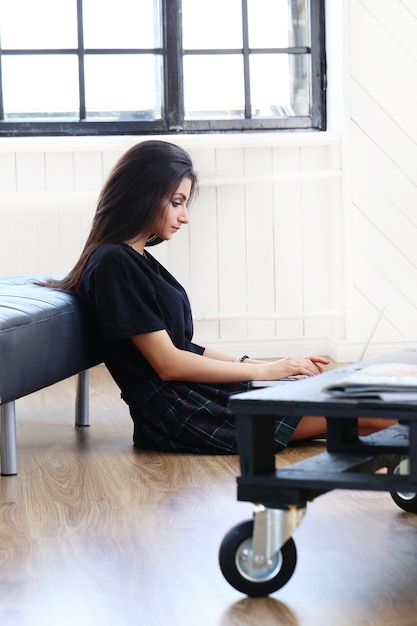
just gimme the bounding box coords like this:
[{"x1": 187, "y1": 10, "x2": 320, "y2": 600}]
[
  {"x1": 131, "y1": 329, "x2": 329, "y2": 383},
  {"x1": 201, "y1": 345, "x2": 268, "y2": 364}
]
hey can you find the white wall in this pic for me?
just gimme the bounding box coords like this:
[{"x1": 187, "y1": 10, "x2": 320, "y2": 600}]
[
  {"x1": 1, "y1": 0, "x2": 416, "y2": 362},
  {"x1": 340, "y1": 0, "x2": 417, "y2": 360}
]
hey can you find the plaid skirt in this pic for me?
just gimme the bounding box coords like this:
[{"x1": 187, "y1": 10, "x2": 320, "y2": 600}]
[{"x1": 122, "y1": 378, "x2": 301, "y2": 454}]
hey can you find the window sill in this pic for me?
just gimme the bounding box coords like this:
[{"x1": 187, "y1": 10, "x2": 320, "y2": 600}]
[{"x1": 0, "y1": 131, "x2": 341, "y2": 153}]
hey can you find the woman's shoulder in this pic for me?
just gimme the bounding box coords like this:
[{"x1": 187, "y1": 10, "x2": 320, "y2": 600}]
[
  {"x1": 89, "y1": 243, "x2": 141, "y2": 267},
  {"x1": 92, "y1": 243, "x2": 130, "y2": 260},
  {"x1": 87, "y1": 244, "x2": 167, "y2": 285}
]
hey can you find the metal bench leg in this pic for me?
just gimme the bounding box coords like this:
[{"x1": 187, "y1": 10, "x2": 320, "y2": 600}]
[
  {"x1": 1, "y1": 401, "x2": 18, "y2": 475},
  {"x1": 75, "y1": 370, "x2": 90, "y2": 427}
]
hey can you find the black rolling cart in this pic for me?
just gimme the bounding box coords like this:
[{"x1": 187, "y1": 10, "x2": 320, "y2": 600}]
[{"x1": 219, "y1": 349, "x2": 417, "y2": 597}]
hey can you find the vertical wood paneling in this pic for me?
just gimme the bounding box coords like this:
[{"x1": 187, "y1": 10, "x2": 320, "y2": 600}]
[
  {"x1": 16, "y1": 153, "x2": 45, "y2": 191},
  {"x1": 0, "y1": 153, "x2": 16, "y2": 192},
  {"x1": 0, "y1": 141, "x2": 344, "y2": 353},
  {"x1": 101, "y1": 150, "x2": 125, "y2": 182},
  {"x1": 244, "y1": 147, "x2": 275, "y2": 339},
  {"x1": 327, "y1": 176, "x2": 344, "y2": 340},
  {"x1": 188, "y1": 186, "x2": 220, "y2": 342},
  {"x1": 59, "y1": 193, "x2": 97, "y2": 274},
  {"x1": 0, "y1": 192, "x2": 98, "y2": 276},
  {"x1": 165, "y1": 219, "x2": 191, "y2": 292},
  {"x1": 216, "y1": 148, "x2": 248, "y2": 341},
  {"x1": 45, "y1": 152, "x2": 74, "y2": 192},
  {"x1": 36, "y1": 195, "x2": 61, "y2": 274},
  {"x1": 187, "y1": 146, "x2": 220, "y2": 341},
  {"x1": 73, "y1": 152, "x2": 103, "y2": 192},
  {"x1": 14, "y1": 200, "x2": 41, "y2": 273},
  {"x1": 272, "y1": 146, "x2": 304, "y2": 338},
  {"x1": 149, "y1": 239, "x2": 169, "y2": 268},
  {"x1": 0, "y1": 194, "x2": 17, "y2": 274},
  {"x1": 57, "y1": 196, "x2": 83, "y2": 274},
  {"x1": 79, "y1": 193, "x2": 97, "y2": 248},
  {"x1": 217, "y1": 184, "x2": 247, "y2": 341},
  {"x1": 301, "y1": 146, "x2": 336, "y2": 337}
]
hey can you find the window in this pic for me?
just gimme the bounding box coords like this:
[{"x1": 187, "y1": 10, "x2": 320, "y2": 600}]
[{"x1": 0, "y1": 0, "x2": 326, "y2": 137}]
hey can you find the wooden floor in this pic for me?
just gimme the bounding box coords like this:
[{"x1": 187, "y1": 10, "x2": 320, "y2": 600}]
[{"x1": 1, "y1": 365, "x2": 417, "y2": 626}]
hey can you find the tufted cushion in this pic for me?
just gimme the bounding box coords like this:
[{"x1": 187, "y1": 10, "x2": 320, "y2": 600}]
[{"x1": 0, "y1": 275, "x2": 102, "y2": 404}]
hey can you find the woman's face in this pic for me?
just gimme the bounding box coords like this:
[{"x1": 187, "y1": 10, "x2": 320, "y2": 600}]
[{"x1": 152, "y1": 177, "x2": 192, "y2": 241}]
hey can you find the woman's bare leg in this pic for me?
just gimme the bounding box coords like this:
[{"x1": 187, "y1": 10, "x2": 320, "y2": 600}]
[
  {"x1": 291, "y1": 416, "x2": 327, "y2": 441},
  {"x1": 291, "y1": 416, "x2": 397, "y2": 442},
  {"x1": 357, "y1": 417, "x2": 398, "y2": 436}
]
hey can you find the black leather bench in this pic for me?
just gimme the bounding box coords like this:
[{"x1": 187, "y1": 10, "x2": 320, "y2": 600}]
[{"x1": 0, "y1": 275, "x2": 102, "y2": 475}]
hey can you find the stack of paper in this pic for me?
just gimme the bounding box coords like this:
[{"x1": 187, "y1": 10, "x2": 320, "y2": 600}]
[{"x1": 325, "y1": 363, "x2": 417, "y2": 399}]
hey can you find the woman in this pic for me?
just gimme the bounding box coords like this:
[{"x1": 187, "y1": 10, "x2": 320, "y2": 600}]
[{"x1": 40, "y1": 140, "x2": 391, "y2": 453}]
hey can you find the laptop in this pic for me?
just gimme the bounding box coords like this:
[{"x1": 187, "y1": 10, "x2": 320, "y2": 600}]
[{"x1": 251, "y1": 303, "x2": 387, "y2": 388}]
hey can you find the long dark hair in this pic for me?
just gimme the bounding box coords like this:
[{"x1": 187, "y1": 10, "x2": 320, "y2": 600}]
[{"x1": 39, "y1": 140, "x2": 197, "y2": 291}]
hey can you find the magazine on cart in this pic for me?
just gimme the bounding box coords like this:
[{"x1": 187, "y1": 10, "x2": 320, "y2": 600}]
[{"x1": 324, "y1": 362, "x2": 417, "y2": 397}]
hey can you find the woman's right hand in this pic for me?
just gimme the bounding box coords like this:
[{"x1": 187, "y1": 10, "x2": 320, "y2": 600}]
[{"x1": 261, "y1": 355, "x2": 329, "y2": 380}]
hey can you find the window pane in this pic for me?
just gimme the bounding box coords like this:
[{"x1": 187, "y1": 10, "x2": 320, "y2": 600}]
[
  {"x1": 184, "y1": 56, "x2": 244, "y2": 120},
  {"x1": 247, "y1": 0, "x2": 308, "y2": 48},
  {"x1": 83, "y1": 0, "x2": 161, "y2": 49},
  {"x1": 0, "y1": 0, "x2": 77, "y2": 49},
  {"x1": 0, "y1": 0, "x2": 324, "y2": 134},
  {"x1": 250, "y1": 53, "x2": 310, "y2": 117},
  {"x1": 84, "y1": 55, "x2": 162, "y2": 120},
  {"x1": 2, "y1": 56, "x2": 79, "y2": 119},
  {"x1": 182, "y1": 0, "x2": 242, "y2": 49}
]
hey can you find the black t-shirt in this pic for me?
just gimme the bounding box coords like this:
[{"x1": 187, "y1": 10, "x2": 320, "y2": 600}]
[{"x1": 76, "y1": 243, "x2": 204, "y2": 393}]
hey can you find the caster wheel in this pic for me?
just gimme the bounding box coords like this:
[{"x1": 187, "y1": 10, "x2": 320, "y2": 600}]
[
  {"x1": 390, "y1": 459, "x2": 417, "y2": 513},
  {"x1": 219, "y1": 519, "x2": 297, "y2": 597}
]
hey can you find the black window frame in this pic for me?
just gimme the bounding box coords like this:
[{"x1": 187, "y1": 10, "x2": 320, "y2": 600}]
[{"x1": 0, "y1": 0, "x2": 326, "y2": 137}]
